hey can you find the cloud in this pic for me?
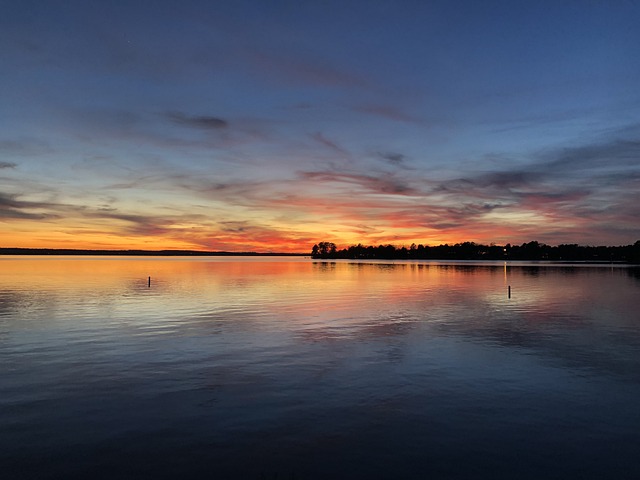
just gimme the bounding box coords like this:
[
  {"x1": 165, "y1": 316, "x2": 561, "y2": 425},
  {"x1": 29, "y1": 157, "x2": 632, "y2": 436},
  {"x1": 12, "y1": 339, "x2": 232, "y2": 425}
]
[
  {"x1": 0, "y1": 162, "x2": 17, "y2": 169},
  {"x1": 300, "y1": 170, "x2": 417, "y2": 195},
  {"x1": 10, "y1": 107, "x2": 241, "y2": 173},
  {"x1": 377, "y1": 152, "x2": 407, "y2": 167},
  {"x1": 418, "y1": 128, "x2": 640, "y2": 244},
  {"x1": 374, "y1": 202, "x2": 505, "y2": 232},
  {"x1": 62, "y1": 107, "x2": 277, "y2": 155},
  {"x1": 271, "y1": 126, "x2": 640, "y2": 246},
  {"x1": 218, "y1": 221, "x2": 251, "y2": 233},
  {"x1": 167, "y1": 111, "x2": 229, "y2": 129},
  {"x1": 0, "y1": 192, "x2": 59, "y2": 220},
  {"x1": 87, "y1": 211, "x2": 171, "y2": 235},
  {"x1": 0, "y1": 188, "x2": 216, "y2": 246},
  {"x1": 310, "y1": 132, "x2": 350, "y2": 156},
  {"x1": 78, "y1": 207, "x2": 218, "y2": 239},
  {"x1": 438, "y1": 131, "x2": 640, "y2": 204},
  {"x1": 543, "y1": 139, "x2": 640, "y2": 174},
  {"x1": 435, "y1": 170, "x2": 545, "y2": 202}
]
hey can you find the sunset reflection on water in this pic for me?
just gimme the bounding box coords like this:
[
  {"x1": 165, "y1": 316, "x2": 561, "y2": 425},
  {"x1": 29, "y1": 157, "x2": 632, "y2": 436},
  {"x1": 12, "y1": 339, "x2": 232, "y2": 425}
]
[{"x1": 1, "y1": 257, "x2": 639, "y2": 480}]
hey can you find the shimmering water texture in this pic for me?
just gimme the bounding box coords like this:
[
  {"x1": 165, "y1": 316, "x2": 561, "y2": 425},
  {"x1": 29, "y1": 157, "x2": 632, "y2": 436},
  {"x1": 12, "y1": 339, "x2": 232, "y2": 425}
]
[{"x1": 1, "y1": 257, "x2": 639, "y2": 479}]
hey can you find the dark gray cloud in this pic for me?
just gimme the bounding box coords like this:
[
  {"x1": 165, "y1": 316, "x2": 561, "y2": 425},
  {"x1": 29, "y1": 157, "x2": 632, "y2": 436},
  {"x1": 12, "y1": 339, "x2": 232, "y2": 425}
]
[
  {"x1": 60, "y1": 107, "x2": 261, "y2": 155},
  {"x1": 437, "y1": 171, "x2": 542, "y2": 195},
  {"x1": 167, "y1": 112, "x2": 229, "y2": 129},
  {"x1": 546, "y1": 139, "x2": 640, "y2": 173},
  {"x1": 81, "y1": 208, "x2": 211, "y2": 237},
  {"x1": 422, "y1": 203, "x2": 503, "y2": 229},
  {"x1": 0, "y1": 189, "x2": 207, "y2": 238},
  {"x1": 0, "y1": 208, "x2": 51, "y2": 220},
  {"x1": 0, "y1": 192, "x2": 58, "y2": 220},
  {"x1": 0, "y1": 161, "x2": 17, "y2": 169},
  {"x1": 0, "y1": 193, "x2": 22, "y2": 209},
  {"x1": 219, "y1": 221, "x2": 250, "y2": 233},
  {"x1": 439, "y1": 129, "x2": 640, "y2": 202},
  {"x1": 300, "y1": 170, "x2": 416, "y2": 195},
  {"x1": 377, "y1": 152, "x2": 406, "y2": 166},
  {"x1": 405, "y1": 128, "x2": 640, "y2": 243}
]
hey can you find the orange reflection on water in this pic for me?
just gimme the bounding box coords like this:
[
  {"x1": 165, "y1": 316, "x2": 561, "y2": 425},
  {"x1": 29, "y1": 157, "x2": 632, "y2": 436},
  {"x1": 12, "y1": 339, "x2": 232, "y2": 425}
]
[
  {"x1": 2, "y1": 257, "x2": 634, "y2": 338},
  {"x1": 0, "y1": 256, "x2": 314, "y2": 293}
]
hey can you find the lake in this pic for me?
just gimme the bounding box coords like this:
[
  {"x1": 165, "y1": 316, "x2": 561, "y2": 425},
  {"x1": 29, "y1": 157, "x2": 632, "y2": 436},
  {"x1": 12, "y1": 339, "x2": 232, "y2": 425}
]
[{"x1": 1, "y1": 256, "x2": 639, "y2": 479}]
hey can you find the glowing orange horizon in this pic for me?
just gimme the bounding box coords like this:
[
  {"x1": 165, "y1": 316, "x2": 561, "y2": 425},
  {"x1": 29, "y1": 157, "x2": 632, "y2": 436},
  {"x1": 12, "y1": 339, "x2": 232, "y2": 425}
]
[
  {"x1": 1, "y1": 228, "x2": 591, "y2": 254},
  {"x1": 1, "y1": 196, "x2": 632, "y2": 253}
]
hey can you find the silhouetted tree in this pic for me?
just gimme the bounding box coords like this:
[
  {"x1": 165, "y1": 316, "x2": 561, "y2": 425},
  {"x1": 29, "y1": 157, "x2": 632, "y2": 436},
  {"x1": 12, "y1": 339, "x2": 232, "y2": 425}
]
[
  {"x1": 312, "y1": 241, "x2": 337, "y2": 258},
  {"x1": 309, "y1": 240, "x2": 638, "y2": 262},
  {"x1": 632, "y1": 240, "x2": 640, "y2": 264}
]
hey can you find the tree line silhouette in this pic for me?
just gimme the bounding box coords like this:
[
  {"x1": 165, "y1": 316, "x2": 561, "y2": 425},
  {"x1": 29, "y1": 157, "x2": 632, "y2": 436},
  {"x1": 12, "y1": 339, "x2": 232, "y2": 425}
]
[{"x1": 311, "y1": 240, "x2": 640, "y2": 263}]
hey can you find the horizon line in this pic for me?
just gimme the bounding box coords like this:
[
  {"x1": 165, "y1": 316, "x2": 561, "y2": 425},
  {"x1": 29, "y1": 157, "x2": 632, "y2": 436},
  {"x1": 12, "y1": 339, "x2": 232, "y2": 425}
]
[{"x1": 2, "y1": 239, "x2": 639, "y2": 256}]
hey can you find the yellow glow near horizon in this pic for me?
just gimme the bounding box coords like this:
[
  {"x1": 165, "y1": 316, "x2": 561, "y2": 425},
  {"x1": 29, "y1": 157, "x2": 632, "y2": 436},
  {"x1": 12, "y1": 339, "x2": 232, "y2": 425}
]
[{"x1": 0, "y1": 201, "x2": 625, "y2": 252}]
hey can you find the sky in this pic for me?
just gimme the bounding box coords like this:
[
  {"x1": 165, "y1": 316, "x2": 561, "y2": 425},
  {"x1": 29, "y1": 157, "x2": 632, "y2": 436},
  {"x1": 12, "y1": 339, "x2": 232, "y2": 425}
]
[{"x1": 1, "y1": 0, "x2": 640, "y2": 252}]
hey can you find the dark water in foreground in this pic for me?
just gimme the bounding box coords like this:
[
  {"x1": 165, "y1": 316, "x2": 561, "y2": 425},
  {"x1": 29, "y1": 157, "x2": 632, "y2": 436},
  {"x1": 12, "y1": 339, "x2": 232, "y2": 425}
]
[{"x1": 1, "y1": 257, "x2": 639, "y2": 479}]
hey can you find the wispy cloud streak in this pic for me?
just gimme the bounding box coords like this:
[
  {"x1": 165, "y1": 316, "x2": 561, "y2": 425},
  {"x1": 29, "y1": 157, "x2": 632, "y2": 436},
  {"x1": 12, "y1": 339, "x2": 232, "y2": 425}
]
[{"x1": 166, "y1": 112, "x2": 229, "y2": 129}]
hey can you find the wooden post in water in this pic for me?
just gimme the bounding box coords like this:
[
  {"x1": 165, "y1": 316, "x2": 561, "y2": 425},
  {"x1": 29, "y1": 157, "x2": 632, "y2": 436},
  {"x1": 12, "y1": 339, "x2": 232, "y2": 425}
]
[
  {"x1": 508, "y1": 285, "x2": 511, "y2": 298},
  {"x1": 148, "y1": 276, "x2": 151, "y2": 288}
]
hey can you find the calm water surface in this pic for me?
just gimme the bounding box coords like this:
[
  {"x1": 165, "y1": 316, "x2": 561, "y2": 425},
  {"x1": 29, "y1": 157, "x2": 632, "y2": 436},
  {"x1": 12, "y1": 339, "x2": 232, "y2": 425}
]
[{"x1": 1, "y1": 257, "x2": 639, "y2": 479}]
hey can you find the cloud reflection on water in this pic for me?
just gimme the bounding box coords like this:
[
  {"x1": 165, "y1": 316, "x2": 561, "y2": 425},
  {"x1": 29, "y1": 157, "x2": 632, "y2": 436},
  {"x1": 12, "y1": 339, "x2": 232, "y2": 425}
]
[{"x1": 2, "y1": 257, "x2": 640, "y2": 479}]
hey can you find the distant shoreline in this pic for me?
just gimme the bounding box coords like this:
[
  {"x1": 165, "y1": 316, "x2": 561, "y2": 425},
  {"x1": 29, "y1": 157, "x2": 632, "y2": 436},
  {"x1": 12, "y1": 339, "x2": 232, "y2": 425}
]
[
  {"x1": 310, "y1": 241, "x2": 640, "y2": 264},
  {"x1": 0, "y1": 248, "x2": 307, "y2": 257},
  {"x1": 2, "y1": 242, "x2": 639, "y2": 264}
]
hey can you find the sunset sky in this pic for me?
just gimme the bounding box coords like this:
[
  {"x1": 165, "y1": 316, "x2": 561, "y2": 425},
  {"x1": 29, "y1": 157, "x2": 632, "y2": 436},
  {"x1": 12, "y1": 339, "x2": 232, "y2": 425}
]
[{"x1": 2, "y1": 0, "x2": 639, "y2": 252}]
